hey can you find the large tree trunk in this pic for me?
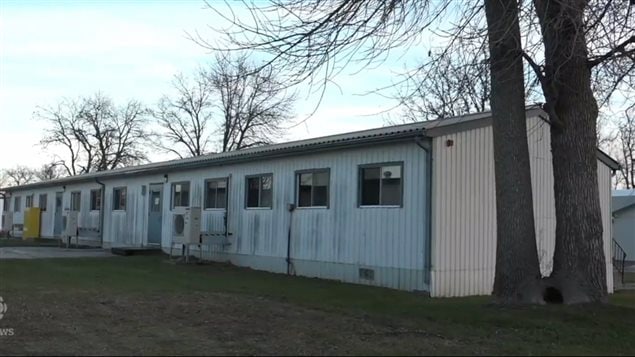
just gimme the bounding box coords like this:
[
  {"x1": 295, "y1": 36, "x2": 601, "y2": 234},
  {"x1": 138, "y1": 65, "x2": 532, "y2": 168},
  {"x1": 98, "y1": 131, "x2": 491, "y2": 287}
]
[
  {"x1": 485, "y1": 0, "x2": 543, "y2": 304},
  {"x1": 535, "y1": 0, "x2": 608, "y2": 304}
]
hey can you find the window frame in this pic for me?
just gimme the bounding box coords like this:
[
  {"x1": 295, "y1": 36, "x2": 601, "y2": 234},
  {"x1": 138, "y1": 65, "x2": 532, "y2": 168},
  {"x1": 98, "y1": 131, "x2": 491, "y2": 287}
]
[
  {"x1": 295, "y1": 168, "x2": 330, "y2": 209},
  {"x1": 112, "y1": 187, "x2": 127, "y2": 211},
  {"x1": 244, "y1": 173, "x2": 273, "y2": 210},
  {"x1": 90, "y1": 189, "x2": 102, "y2": 211},
  {"x1": 25, "y1": 194, "x2": 34, "y2": 209},
  {"x1": 39, "y1": 194, "x2": 48, "y2": 211},
  {"x1": 171, "y1": 181, "x2": 191, "y2": 210},
  {"x1": 14, "y1": 196, "x2": 21, "y2": 212},
  {"x1": 204, "y1": 177, "x2": 229, "y2": 210},
  {"x1": 70, "y1": 191, "x2": 81, "y2": 212},
  {"x1": 357, "y1": 162, "x2": 404, "y2": 208}
]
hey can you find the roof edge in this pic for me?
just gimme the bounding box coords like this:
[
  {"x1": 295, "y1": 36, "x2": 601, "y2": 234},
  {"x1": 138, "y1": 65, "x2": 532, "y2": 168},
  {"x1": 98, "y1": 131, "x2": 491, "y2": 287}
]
[
  {"x1": 613, "y1": 202, "x2": 635, "y2": 215},
  {"x1": 596, "y1": 148, "x2": 621, "y2": 171},
  {"x1": 3, "y1": 105, "x2": 619, "y2": 192},
  {"x1": 1, "y1": 131, "x2": 423, "y2": 192}
]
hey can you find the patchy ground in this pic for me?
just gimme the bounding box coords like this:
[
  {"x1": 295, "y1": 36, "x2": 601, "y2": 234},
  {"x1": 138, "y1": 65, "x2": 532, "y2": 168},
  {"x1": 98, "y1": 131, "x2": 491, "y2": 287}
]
[
  {"x1": 0, "y1": 246, "x2": 113, "y2": 259},
  {"x1": 2, "y1": 291, "x2": 461, "y2": 356},
  {"x1": 1, "y1": 256, "x2": 635, "y2": 356}
]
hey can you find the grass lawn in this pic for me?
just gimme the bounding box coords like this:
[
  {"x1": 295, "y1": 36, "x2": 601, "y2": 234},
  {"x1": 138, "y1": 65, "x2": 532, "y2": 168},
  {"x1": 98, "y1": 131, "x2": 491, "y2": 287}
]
[{"x1": 0, "y1": 256, "x2": 634, "y2": 356}]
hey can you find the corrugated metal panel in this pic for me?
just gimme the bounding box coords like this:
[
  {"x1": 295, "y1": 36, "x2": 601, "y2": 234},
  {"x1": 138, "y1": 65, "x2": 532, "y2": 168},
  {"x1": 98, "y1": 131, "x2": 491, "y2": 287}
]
[
  {"x1": 14, "y1": 142, "x2": 427, "y2": 290},
  {"x1": 101, "y1": 180, "x2": 154, "y2": 247},
  {"x1": 431, "y1": 116, "x2": 614, "y2": 297},
  {"x1": 527, "y1": 119, "x2": 556, "y2": 277},
  {"x1": 598, "y1": 163, "x2": 614, "y2": 293},
  {"x1": 5, "y1": 188, "x2": 60, "y2": 238},
  {"x1": 430, "y1": 125, "x2": 496, "y2": 297},
  {"x1": 613, "y1": 207, "x2": 635, "y2": 261},
  {"x1": 162, "y1": 142, "x2": 431, "y2": 291}
]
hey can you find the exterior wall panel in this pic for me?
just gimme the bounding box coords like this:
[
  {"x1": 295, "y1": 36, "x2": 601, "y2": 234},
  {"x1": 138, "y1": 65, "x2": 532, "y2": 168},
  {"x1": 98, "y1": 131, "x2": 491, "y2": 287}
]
[
  {"x1": 598, "y1": 164, "x2": 614, "y2": 292},
  {"x1": 431, "y1": 116, "x2": 614, "y2": 297},
  {"x1": 613, "y1": 208, "x2": 635, "y2": 263},
  {"x1": 158, "y1": 142, "x2": 430, "y2": 291}
]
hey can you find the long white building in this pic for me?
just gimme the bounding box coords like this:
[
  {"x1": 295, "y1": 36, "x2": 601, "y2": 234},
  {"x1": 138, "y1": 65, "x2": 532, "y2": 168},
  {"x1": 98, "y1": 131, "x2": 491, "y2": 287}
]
[{"x1": 0, "y1": 106, "x2": 620, "y2": 297}]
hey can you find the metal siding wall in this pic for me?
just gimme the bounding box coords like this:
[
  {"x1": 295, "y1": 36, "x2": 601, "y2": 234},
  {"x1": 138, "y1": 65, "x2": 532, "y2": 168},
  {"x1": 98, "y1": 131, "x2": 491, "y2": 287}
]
[
  {"x1": 60, "y1": 183, "x2": 102, "y2": 231},
  {"x1": 101, "y1": 177, "x2": 160, "y2": 247},
  {"x1": 4, "y1": 187, "x2": 58, "y2": 238},
  {"x1": 39, "y1": 190, "x2": 55, "y2": 237},
  {"x1": 613, "y1": 209, "x2": 635, "y2": 261},
  {"x1": 598, "y1": 163, "x2": 614, "y2": 293},
  {"x1": 432, "y1": 116, "x2": 615, "y2": 297},
  {"x1": 8, "y1": 194, "x2": 24, "y2": 230},
  {"x1": 527, "y1": 119, "x2": 556, "y2": 276},
  {"x1": 430, "y1": 126, "x2": 496, "y2": 297},
  {"x1": 162, "y1": 142, "x2": 430, "y2": 291}
]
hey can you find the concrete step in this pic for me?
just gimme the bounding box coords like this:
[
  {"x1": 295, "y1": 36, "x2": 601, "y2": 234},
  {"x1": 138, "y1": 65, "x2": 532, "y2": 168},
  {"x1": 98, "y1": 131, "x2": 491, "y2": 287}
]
[{"x1": 111, "y1": 247, "x2": 163, "y2": 256}]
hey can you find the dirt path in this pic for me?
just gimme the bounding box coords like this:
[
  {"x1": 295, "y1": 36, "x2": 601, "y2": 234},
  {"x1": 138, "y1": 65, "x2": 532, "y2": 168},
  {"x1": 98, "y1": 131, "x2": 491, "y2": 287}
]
[{"x1": 0, "y1": 247, "x2": 113, "y2": 260}]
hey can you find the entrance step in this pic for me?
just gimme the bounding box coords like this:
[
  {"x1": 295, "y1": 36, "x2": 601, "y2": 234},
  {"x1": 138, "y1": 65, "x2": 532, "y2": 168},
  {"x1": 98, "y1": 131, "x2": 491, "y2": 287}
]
[{"x1": 111, "y1": 247, "x2": 163, "y2": 256}]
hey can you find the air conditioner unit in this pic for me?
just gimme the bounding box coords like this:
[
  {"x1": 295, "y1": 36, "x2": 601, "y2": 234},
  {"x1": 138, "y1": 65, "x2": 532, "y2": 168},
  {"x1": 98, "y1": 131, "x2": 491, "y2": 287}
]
[
  {"x1": 172, "y1": 207, "x2": 201, "y2": 245},
  {"x1": 62, "y1": 210, "x2": 78, "y2": 237},
  {"x1": 1, "y1": 211, "x2": 12, "y2": 233}
]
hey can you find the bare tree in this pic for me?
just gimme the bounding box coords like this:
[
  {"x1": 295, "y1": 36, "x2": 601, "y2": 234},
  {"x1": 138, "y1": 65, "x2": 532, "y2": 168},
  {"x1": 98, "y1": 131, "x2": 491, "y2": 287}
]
[
  {"x1": 614, "y1": 104, "x2": 635, "y2": 188},
  {"x1": 36, "y1": 94, "x2": 150, "y2": 175},
  {"x1": 35, "y1": 161, "x2": 64, "y2": 182},
  {"x1": 201, "y1": 1, "x2": 543, "y2": 303},
  {"x1": 202, "y1": 0, "x2": 635, "y2": 304},
  {"x1": 398, "y1": 49, "x2": 491, "y2": 122},
  {"x1": 153, "y1": 56, "x2": 294, "y2": 157},
  {"x1": 397, "y1": 43, "x2": 542, "y2": 123},
  {"x1": 36, "y1": 99, "x2": 83, "y2": 176},
  {"x1": 1, "y1": 166, "x2": 37, "y2": 187},
  {"x1": 528, "y1": 0, "x2": 633, "y2": 303},
  {"x1": 207, "y1": 54, "x2": 296, "y2": 152},
  {"x1": 153, "y1": 73, "x2": 215, "y2": 158},
  {"x1": 485, "y1": 0, "x2": 542, "y2": 304}
]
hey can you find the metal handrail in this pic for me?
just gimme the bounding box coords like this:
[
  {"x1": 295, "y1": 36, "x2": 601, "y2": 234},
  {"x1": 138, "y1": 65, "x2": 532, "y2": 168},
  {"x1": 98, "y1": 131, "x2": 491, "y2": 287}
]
[{"x1": 612, "y1": 239, "x2": 628, "y2": 285}]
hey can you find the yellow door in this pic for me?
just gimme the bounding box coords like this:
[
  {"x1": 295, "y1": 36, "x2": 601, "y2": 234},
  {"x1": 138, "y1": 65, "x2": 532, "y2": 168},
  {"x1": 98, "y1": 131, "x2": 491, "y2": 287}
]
[{"x1": 23, "y1": 207, "x2": 41, "y2": 239}]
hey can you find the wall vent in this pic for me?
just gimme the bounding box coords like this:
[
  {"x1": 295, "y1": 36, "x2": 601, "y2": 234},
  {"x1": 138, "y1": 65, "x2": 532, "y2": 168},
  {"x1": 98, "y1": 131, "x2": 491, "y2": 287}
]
[{"x1": 359, "y1": 268, "x2": 375, "y2": 281}]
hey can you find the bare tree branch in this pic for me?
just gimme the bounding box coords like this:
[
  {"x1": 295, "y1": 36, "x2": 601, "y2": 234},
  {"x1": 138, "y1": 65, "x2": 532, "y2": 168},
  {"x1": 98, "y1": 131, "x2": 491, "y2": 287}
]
[
  {"x1": 588, "y1": 35, "x2": 635, "y2": 68},
  {"x1": 36, "y1": 94, "x2": 150, "y2": 174},
  {"x1": 205, "y1": 53, "x2": 296, "y2": 152}
]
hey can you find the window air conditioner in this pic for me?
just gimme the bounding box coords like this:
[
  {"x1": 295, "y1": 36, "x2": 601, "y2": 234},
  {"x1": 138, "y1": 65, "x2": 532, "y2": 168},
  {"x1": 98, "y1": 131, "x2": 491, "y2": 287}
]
[
  {"x1": 62, "y1": 210, "x2": 79, "y2": 237},
  {"x1": 172, "y1": 207, "x2": 201, "y2": 245},
  {"x1": 1, "y1": 211, "x2": 12, "y2": 233}
]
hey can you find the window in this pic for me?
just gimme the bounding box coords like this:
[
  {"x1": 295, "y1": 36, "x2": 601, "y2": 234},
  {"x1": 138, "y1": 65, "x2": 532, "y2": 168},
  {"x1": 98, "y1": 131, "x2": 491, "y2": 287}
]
[
  {"x1": 3, "y1": 198, "x2": 9, "y2": 211},
  {"x1": 359, "y1": 163, "x2": 403, "y2": 206},
  {"x1": 70, "y1": 191, "x2": 81, "y2": 211},
  {"x1": 13, "y1": 197, "x2": 21, "y2": 212},
  {"x1": 246, "y1": 174, "x2": 273, "y2": 208},
  {"x1": 205, "y1": 178, "x2": 228, "y2": 209},
  {"x1": 25, "y1": 195, "x2": 33, "y2": 208},
  {"x1": 297, "y1": 169, "x2": 329, "y2": 208},
  {"x1": 39, "y1": 194, "x2": 47, "y2": 211},
  {"x1": 90, "y1": 189, "x2": 102, "y2": 211},
  {"x1": 113, "y1": 187, "x2": 127, "y2": 211},
  {"x1": 171, "y1": 182, "x2": 190, "y2": 209}
]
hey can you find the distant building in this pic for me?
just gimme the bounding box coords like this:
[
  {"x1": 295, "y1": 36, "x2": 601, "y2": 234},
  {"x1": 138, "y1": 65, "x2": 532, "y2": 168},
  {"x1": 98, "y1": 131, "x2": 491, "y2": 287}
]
[{"x1": 613, "y1": 190, "x2": 635, "y2": 264}]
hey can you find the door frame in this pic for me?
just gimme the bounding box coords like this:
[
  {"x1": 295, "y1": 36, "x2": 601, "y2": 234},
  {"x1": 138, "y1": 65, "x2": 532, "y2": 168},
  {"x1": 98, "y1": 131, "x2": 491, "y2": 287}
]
[
  {"x1": 146, "y1": 183, "x2": 164, "y2": 246},
  {"x1": 53, "y1": 191, "x2": 63, "y2": 237}
]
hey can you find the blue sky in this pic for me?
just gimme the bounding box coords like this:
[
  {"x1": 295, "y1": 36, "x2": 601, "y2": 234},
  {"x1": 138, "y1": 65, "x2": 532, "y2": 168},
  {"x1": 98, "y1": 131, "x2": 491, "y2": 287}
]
[{"x1": 0, "y1": 0, "x2": 407, "y2": 169}]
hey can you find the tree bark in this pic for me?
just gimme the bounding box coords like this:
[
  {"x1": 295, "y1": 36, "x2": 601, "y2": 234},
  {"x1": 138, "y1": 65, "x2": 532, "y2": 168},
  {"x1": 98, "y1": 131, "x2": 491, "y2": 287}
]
[
  {"x1": 485, "y1": 0, "x2": 543, "y2": 304},
  {"x1": 535, "y1": 0, "x2": 608, "y2": 304}
]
